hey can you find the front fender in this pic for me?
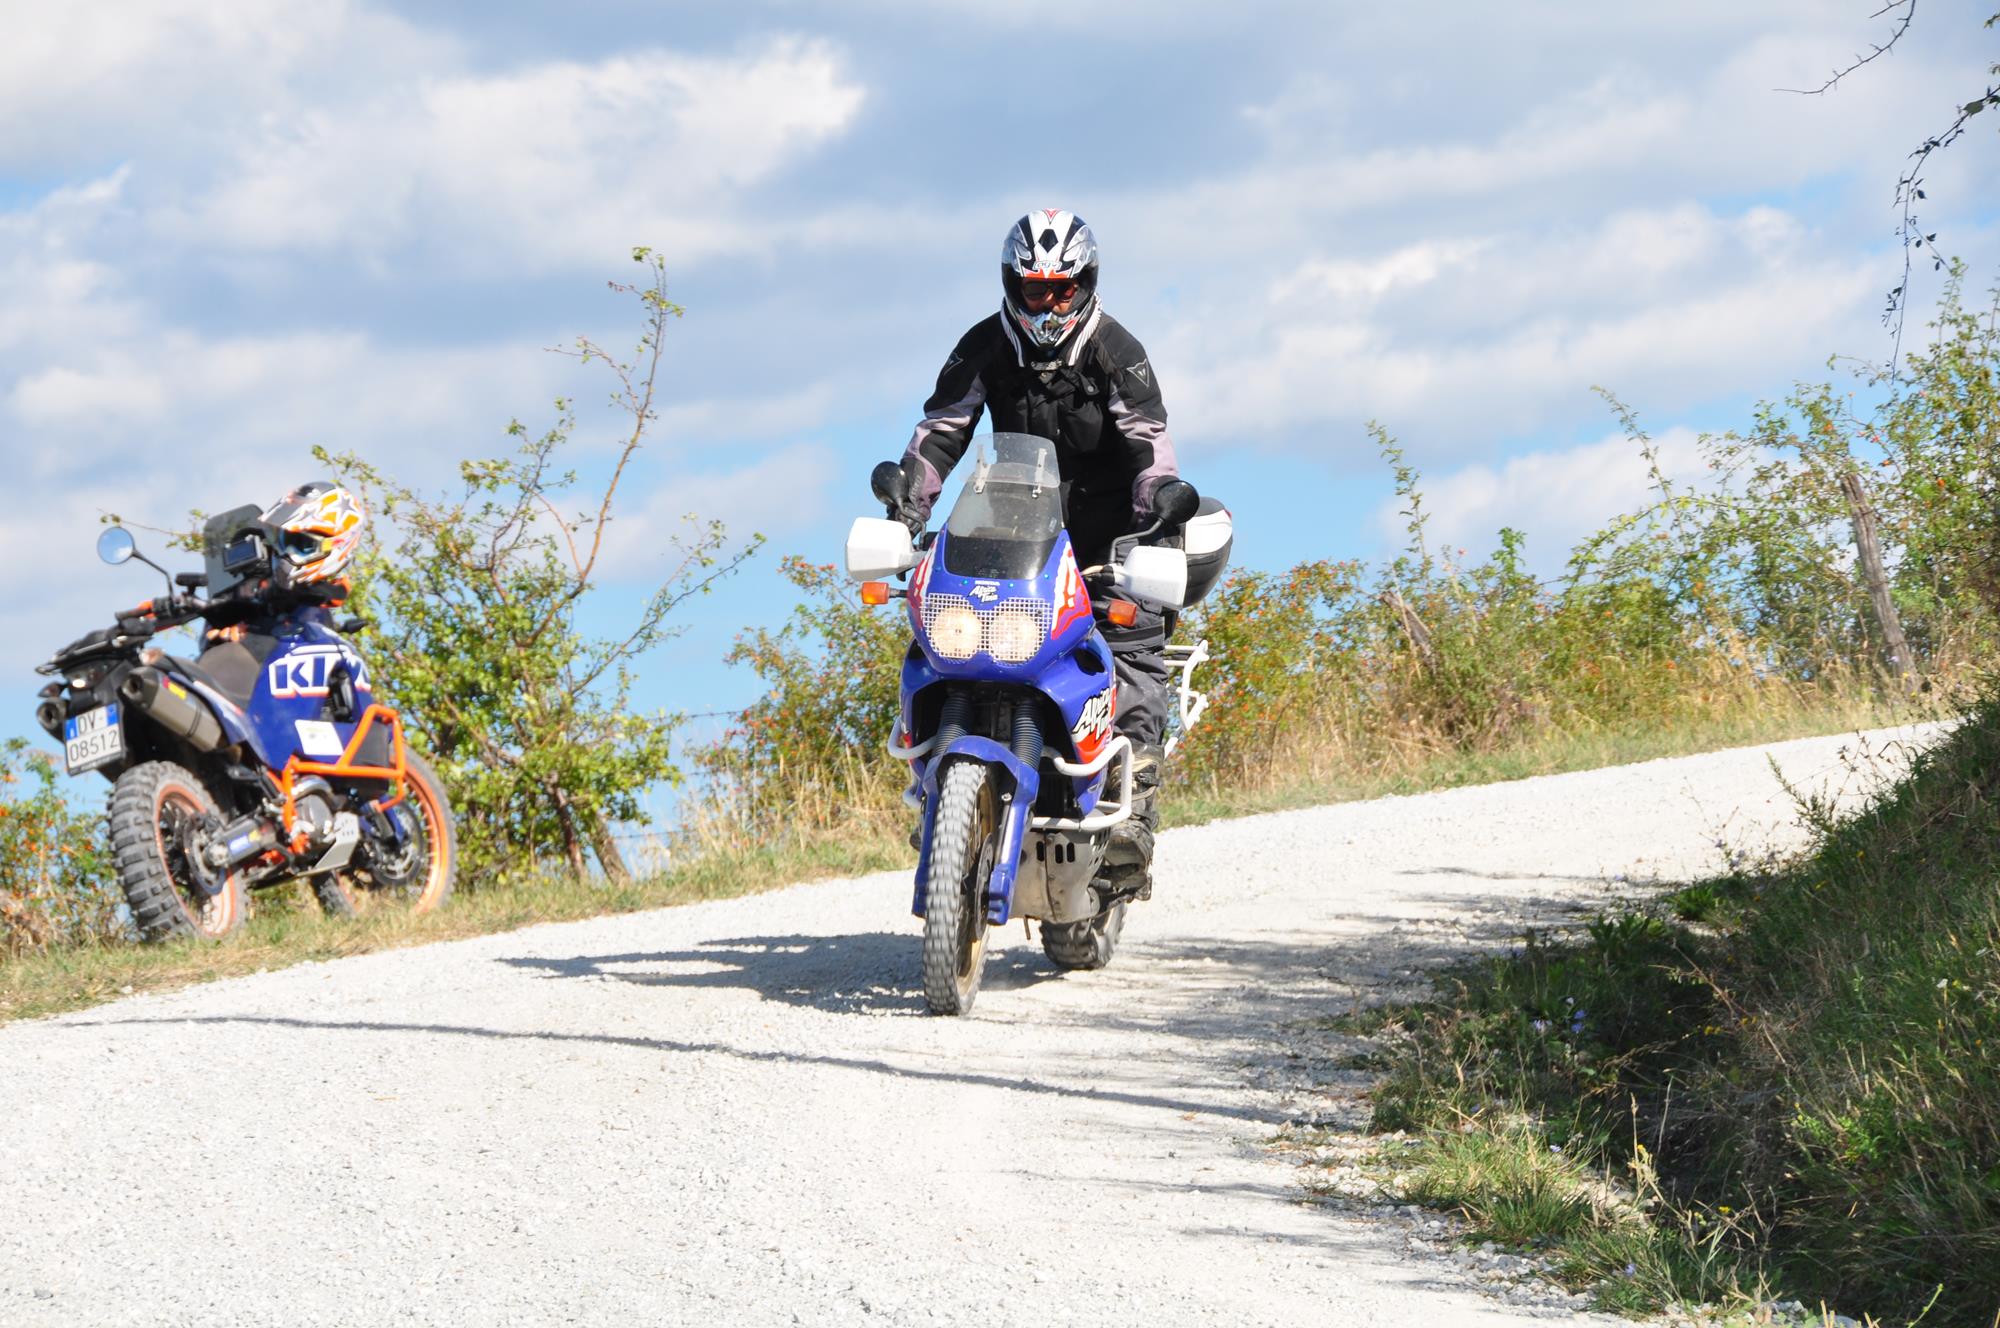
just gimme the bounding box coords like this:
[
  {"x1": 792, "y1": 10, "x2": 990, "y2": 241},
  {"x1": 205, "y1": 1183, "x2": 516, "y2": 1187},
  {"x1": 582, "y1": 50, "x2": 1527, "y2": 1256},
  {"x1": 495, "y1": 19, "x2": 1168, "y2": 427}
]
[{"x1": 913, "y1": 735, "x2": 1040, "y2": 927}]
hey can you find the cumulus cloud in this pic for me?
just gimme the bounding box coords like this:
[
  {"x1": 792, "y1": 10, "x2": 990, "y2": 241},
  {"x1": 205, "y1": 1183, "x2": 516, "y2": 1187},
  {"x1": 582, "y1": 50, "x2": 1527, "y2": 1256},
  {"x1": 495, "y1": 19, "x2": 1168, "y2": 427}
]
[
  {"x1": 1382, "y1": 426, "x2": 1712, "y2": 572},
  {"x1": 1158, "y1": 201, "x2": 1878, "y2": 459},
  {"x1": 0, "y1": 0, "x2": 455, "y2": 169},
  {"x1": 171, "y1": 39, "x2": 866, "y2": 273}
]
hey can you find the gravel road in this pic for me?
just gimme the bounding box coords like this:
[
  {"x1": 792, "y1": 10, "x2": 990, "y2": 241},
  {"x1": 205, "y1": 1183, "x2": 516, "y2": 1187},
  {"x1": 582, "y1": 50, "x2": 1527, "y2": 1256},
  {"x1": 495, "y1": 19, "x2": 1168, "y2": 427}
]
[{"x1": 0, "y1": 726, "x2": 1936, "y2": 1327}]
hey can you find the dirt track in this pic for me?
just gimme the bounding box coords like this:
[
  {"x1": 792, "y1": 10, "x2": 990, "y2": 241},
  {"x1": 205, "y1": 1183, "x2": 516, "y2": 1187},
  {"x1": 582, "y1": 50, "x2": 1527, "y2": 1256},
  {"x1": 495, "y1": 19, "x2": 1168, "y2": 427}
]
[{"x1": 0, "y1": 726, "x2": 1930, "y2": 1327}]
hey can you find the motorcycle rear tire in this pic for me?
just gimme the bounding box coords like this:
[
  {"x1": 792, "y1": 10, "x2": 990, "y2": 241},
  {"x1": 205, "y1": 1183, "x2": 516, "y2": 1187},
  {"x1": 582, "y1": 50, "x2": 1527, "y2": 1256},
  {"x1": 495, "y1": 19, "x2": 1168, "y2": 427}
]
[
  {"x1": 921, "y1": 759, "x2": 994, "y2": 1016},
  {"x1": 109, "y1": 761, "x2": 248, "y2": 943},
  {"x1": 1041, "y1": 901, "x2": 1126, "y2": 971}
]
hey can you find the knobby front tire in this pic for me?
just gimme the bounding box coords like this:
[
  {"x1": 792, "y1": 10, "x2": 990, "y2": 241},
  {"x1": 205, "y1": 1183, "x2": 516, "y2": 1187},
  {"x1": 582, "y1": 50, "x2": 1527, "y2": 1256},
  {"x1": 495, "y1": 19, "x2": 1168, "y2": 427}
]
[{"x1": 922, "y1": 759, "x2": 995, "y2": 1016}]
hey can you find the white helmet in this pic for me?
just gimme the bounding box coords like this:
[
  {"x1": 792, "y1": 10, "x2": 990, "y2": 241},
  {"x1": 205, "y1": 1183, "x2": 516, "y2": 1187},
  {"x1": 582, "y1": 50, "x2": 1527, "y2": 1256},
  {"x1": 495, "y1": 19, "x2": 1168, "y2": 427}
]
[{"x1": 1001, "y1": 210, "x2": 1099, "y2": 352}]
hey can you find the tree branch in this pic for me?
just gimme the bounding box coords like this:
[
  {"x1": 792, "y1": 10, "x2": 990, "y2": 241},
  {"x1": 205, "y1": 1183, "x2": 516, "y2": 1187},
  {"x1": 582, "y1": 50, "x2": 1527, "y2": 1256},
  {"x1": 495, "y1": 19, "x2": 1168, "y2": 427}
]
[{"x1": 1777, "y1": 0, "x2": 1917, "y2": 95}]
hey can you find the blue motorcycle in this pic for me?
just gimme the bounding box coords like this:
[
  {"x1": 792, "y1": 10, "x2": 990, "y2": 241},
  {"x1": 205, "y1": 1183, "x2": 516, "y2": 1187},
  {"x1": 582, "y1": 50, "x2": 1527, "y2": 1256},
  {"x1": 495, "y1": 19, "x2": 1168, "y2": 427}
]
[
  {"x1": 848, "y1": 432, "x2": 1230, "y2": 1014},
  {"x1": 33, "y1": 509, "x2": 456, "y2": 941}
]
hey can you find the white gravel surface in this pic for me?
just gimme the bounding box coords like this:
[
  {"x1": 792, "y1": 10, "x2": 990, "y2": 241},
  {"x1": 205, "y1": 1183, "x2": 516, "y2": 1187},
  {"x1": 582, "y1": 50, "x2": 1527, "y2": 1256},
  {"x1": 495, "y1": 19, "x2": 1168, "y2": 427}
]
[{"x1": 0, "y1": 725, "x2": 1939, "y2": 1327}]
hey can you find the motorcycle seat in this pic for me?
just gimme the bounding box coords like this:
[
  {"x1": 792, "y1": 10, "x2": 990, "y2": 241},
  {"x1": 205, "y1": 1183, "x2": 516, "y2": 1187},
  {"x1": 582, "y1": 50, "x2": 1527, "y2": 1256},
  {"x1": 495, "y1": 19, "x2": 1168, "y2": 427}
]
[{"x1": 163, "y1": 641, "x2": 267, "y2": 711}]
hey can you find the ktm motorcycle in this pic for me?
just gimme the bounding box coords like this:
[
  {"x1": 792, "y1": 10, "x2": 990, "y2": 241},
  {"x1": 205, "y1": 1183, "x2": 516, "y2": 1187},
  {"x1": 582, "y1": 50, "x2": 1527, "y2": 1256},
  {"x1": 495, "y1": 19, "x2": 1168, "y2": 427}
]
[
  {"x1": 847, "y1": 432, "x2": 1231, "y2": 1014},
  {"x1": 33, "y1": 509, "x2": 455, "y2": 941}
]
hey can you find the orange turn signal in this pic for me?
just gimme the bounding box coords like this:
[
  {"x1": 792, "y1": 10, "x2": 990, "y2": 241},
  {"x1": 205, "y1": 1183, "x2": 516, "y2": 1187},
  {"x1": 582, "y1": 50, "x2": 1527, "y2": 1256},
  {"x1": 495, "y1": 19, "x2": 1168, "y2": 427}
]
[
  {"x1": 1105, "y1": 599, "x2": 1139, "y2": 627},
  {"x1": 860, "y1": 581, "x2": 891, "y2": 606}
]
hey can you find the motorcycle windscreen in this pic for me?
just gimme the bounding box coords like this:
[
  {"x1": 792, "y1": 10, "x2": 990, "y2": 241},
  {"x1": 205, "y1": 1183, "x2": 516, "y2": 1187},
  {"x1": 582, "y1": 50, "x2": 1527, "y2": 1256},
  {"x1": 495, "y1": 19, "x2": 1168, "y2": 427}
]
[
  {"x1": 202, "y1": 504, "x2": 274, "y2": 598},
  {"x1": 941, "y1": 432, "x2": 1064, "y2": 579}
]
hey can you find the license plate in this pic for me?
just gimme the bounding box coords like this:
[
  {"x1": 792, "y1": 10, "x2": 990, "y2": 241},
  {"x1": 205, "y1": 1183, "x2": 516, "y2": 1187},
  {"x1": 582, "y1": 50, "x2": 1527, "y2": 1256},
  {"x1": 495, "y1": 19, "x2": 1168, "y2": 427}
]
[{"x1": 63, "y1": 703, "x2": 125, "y2": 775}]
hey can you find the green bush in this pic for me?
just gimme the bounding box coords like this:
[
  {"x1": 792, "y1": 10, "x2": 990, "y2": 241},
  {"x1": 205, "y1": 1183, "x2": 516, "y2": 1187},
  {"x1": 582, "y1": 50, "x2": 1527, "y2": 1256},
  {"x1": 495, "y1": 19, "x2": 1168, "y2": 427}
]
[
  {"x1": 691, "y1": 556, "x2": 908, "y2": 847},
  {"x1": 322, "y1": 251, "x2": 760, "y2": 883},
  {"x1": 0, "y1": 740, "x2": 123, "y2": 952}
]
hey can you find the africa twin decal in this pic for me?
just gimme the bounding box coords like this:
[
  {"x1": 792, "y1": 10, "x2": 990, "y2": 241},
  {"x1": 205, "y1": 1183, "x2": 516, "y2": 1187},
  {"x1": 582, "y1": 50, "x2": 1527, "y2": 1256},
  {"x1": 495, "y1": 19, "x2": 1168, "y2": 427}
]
[
  {"x1": 969, "y1": 581, "x2": 999, "y2": 603},
  {"x1": 1071, "y1": 683, "x2": 1117, "y2": 763}
]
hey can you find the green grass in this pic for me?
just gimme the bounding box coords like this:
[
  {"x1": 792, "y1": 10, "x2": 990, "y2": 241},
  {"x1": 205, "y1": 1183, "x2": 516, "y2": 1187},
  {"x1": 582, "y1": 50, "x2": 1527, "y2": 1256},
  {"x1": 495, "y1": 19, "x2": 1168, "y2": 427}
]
[{"x1": 1339, "y1": 698, "x2": 2000, "y2": 1324}]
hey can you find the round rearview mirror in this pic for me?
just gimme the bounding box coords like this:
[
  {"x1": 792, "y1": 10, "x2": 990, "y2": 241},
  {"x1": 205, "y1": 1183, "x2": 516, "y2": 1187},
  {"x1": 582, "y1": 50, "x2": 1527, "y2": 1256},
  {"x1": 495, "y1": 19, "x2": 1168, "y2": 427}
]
[
  {"x1": 97, "y1": 526, "x2": 137, "y2": 566},
  {"x1": 1153, "y1": 479, "x2": 1201, "y2": 528}
]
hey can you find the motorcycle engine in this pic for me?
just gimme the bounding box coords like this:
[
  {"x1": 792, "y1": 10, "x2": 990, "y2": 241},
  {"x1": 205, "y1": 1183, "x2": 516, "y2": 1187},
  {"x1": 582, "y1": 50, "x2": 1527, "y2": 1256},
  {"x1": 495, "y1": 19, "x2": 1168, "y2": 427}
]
[
  {"x1": 292, "y1": 777, "x2": 338, "y2": 843},
  {"x1": 292, "y1": 777, "x2": 361, "y2": 870}
]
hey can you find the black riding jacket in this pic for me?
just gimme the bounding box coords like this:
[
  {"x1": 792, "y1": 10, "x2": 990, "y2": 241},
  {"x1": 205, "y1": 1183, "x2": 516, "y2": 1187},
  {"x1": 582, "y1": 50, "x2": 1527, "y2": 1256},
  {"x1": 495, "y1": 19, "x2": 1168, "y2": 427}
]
[{"x1": 901, "y1": 306, "x2": 1179, "y2": 564}]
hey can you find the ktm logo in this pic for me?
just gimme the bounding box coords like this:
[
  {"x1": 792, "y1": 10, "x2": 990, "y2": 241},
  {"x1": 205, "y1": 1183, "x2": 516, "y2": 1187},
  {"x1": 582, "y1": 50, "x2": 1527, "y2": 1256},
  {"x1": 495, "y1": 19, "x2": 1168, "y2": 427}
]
[{"x1": 267, "y1": 645, "x2": 369, "y2": 699}]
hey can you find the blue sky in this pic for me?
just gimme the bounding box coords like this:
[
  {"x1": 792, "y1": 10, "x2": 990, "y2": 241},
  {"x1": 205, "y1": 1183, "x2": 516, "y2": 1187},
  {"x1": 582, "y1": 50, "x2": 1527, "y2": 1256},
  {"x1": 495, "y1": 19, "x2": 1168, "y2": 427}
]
[{"x1": 4, "y1": 1, "x2": 1998, "y2": 776}]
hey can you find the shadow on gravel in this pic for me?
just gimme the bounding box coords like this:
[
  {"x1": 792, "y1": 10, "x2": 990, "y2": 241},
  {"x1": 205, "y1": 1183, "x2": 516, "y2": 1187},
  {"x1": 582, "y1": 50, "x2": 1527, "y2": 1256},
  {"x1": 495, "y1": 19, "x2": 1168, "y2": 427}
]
[
  {"x1": 496, "y1": 932, "x2": 1069, "y2": 1015},
  {"x1": 81, "y1": 1012, "x2": 1279, "y2": 1124},
  {"x1": 1395, "y1": 865, "x2": 1615, "y2": 885}
]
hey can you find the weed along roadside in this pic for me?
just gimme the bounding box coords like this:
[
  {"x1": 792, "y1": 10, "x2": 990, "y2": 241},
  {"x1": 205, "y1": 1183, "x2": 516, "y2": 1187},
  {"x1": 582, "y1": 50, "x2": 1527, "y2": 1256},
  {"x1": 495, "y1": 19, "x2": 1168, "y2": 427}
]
[{"x1": 1286, "y1": 705, "x2": 2000, "y2": 1323}]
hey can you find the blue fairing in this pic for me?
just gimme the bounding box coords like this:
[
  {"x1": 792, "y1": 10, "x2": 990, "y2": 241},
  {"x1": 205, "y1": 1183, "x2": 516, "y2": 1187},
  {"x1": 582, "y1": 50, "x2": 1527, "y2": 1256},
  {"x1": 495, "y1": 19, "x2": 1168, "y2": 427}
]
[
  {"x1": 161, "y1": 617, "x2": 379, "y2": 772},
  {"x1": 903, "y1": 526, "x2": 1119, "y2": 926}
]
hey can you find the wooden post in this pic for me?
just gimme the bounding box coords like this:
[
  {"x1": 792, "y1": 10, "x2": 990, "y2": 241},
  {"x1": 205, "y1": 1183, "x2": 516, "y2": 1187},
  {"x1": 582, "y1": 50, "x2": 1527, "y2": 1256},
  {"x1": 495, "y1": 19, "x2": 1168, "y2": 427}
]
[
  {"x1": 1839, "y1": 470, "x2": 1914, "y2": 685},
  {"x1": 1380, "y1": 588, "x2": 1437, "y2": 673}
]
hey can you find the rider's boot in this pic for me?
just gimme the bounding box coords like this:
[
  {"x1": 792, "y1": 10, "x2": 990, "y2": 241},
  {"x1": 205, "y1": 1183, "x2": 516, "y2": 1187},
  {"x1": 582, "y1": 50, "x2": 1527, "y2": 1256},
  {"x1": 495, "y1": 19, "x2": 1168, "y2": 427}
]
[{"x1": 1099, "y1": 743, "x2": 1163, "y2": 900}]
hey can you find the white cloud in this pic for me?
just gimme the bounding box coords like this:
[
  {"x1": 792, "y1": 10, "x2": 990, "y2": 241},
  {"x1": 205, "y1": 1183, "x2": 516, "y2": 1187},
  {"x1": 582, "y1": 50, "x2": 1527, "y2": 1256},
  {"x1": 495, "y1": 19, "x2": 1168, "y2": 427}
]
[
  {"x1": 0, "y1": 0, "x2": 455, "y2": 169},
  {"x1": 1383, "y1": 426, "x2": 1711, "y2": 570},
  {"x1": 598, "y1": 443, "x2": 838, "y2": 582},
  {"x1": 173, "y1": 39, "x2": 867, "y2": 273},
  {"x1": 1158, "y1": 201, "x2": 1879, "y2": 456}
]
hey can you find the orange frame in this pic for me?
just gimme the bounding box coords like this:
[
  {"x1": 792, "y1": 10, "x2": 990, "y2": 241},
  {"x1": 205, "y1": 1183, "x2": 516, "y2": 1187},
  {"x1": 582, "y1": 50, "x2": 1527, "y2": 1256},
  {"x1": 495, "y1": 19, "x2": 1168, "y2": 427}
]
[{"x1": 278, "y1": 703, "x2": 409, "y2": 850}]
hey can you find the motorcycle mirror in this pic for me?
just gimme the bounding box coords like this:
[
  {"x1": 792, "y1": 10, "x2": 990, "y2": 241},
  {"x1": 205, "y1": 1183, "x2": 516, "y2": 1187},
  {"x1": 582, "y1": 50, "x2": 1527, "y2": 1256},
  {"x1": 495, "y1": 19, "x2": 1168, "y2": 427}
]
[
  {"x1": 870, "y1": 460, "x2": 909, "y2": 510},
  {"x1": 1153, "y1": 480, "x2": 1200, "y2": 528},
  {"x1": 97, "y1": 526, "x2": 137, "y2": 566}
]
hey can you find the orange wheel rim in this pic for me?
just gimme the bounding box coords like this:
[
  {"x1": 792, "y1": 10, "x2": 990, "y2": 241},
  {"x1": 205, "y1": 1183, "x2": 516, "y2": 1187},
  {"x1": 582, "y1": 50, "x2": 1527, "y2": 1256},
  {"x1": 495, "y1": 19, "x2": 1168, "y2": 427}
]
[
  {"x1": 405, "y1": 773, "x2": 451, "y2": 914},
  {"x1": 153, "y1": 783, "x2": 238, "y2": 936}
]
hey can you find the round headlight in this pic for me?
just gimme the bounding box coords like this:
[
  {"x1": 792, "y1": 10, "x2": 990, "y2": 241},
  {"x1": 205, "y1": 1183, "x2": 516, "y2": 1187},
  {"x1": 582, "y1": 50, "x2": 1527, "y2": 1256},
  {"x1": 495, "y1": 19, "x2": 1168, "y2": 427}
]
[
  {"x1": 928, "y1": 605, "x2": 981, "y2": 659},
  {"x1": 987, "y1": 610, "x2": 1044, "y2": 663}
]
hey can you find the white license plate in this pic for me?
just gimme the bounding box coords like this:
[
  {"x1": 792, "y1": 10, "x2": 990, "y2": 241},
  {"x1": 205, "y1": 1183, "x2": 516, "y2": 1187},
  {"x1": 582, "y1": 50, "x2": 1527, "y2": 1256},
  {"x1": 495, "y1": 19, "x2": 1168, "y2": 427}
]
[{"x1": 63, "y1": 703, "x2": 125, "y2": 774}]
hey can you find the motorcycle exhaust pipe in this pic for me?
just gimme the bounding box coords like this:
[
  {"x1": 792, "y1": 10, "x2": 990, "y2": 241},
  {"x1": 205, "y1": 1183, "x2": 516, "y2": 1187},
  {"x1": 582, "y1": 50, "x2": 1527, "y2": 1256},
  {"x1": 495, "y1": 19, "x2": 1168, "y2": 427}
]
[
  {"x1": 34, "y1": 699, "x2": 66, "y2": 739},
  {"x1": 119, "y1": 667, "x2": 224, "y2": 752}
]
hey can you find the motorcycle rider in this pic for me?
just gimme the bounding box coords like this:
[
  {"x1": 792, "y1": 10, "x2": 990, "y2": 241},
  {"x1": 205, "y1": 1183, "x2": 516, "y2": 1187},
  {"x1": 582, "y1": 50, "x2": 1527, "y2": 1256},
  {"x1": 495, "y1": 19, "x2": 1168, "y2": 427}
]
[{"x1": 882, "y1": 210, "x2": 1185, "y2": 892}]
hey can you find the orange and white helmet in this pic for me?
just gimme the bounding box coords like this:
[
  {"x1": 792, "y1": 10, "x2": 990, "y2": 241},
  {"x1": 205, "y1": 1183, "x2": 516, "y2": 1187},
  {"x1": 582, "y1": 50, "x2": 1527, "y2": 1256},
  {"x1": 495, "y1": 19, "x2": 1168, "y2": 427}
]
[{"x1": 262, "y1": 481, "x2": 366, "y2": 585}]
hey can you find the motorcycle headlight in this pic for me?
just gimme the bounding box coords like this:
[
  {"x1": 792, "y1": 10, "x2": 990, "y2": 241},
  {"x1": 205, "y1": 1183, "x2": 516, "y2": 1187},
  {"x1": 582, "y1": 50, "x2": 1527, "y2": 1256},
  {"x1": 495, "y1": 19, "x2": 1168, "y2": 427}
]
[
  {"x1": 927, "y1": 603, "x2": 981, "y2": 659},
  {"x1": 987, "y1": 608, "x2": 1045, "y2": 663}
]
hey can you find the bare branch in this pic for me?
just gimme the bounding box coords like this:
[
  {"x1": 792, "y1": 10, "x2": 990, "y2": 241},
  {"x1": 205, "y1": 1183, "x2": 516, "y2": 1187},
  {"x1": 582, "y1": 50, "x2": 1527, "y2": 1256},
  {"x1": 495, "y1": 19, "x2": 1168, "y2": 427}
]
[
  {"x1": 1885, "y1": 80, "x2": 2000, "y2": 367},
  {"x1": 1778, "y1": 0, "x2": 1917, "y2": 95}
]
